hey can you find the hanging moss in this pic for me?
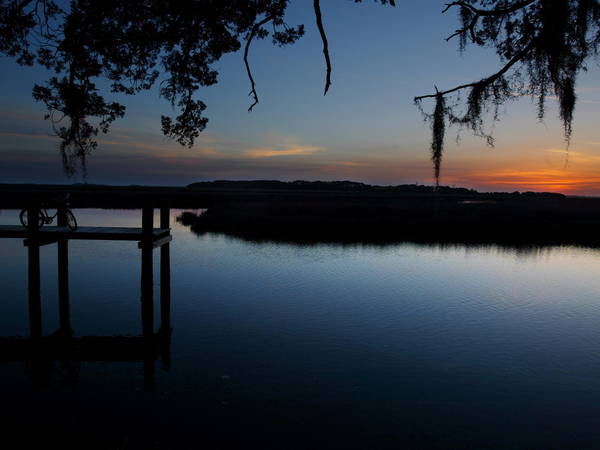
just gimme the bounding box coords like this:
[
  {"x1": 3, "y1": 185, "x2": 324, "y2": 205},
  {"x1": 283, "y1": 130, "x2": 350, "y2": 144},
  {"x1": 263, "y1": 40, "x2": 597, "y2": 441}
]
[
  {"x1": 418, "y1": 0, "x2": 600, "y2": 184},
  {"x1": 557, "y1": 76, "x2": 576, "y2": 143},
  {"x1": 431, "y1": 93, "x2": 446, "y2": 186}
]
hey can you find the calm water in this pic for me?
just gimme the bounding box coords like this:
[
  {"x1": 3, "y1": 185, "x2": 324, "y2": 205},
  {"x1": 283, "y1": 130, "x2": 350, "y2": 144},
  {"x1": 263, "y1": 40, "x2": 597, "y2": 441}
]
[{"x1": 2, "y1": 208, "x2": 600, "y2": 448}]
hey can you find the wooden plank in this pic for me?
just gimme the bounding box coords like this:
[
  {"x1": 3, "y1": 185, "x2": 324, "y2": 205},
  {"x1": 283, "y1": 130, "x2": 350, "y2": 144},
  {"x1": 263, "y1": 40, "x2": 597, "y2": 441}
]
[{"x1": 0, "y1": 225, "x2": 171, "y2": 241}]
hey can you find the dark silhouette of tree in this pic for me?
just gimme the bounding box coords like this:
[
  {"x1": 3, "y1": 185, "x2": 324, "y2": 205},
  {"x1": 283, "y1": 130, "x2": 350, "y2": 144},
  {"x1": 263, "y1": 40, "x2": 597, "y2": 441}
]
[
  {"x1": 1, "y1": 1, "x2": 598, "y2": 181},
  {"x1": 0, "y1": 1, "x2": 304, "y2": 173},
  {"x1": 415, "y1": 0, "x2": 600, "y2": 185}
]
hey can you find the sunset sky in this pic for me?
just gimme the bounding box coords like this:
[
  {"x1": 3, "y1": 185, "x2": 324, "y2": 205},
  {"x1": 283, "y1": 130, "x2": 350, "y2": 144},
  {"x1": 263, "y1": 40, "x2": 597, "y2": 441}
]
[{"x1": 1, "y1": 1, "x2": 600, "y2": 195}]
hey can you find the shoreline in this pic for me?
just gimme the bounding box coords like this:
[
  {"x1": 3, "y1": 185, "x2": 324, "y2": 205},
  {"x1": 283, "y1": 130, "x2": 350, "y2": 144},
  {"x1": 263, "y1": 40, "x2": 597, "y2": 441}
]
[{"x1": 2, "y1": 181, "x2": 600, "y2": 247}]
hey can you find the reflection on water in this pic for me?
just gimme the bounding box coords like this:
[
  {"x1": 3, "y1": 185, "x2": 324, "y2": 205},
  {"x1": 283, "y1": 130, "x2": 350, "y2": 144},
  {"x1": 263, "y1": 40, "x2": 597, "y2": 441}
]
[{"x1": 2, "y1": 209, "x2": 600, "y2": 448}]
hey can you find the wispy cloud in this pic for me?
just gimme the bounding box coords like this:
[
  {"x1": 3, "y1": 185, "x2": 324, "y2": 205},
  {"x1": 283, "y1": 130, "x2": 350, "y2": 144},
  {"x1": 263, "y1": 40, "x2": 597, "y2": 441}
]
[
  {"x1": 329, "y1": 161, "x2": 367, "y2": 167},
  {"x1": 0, "y1": 131, "x2": 58, "y2": 141},
  {"x1": 544, "y1": 148, "x2": 600, "y2": 165},
  {"x1": 244, "y1": 144, "x2": 323, "y2": 158}
]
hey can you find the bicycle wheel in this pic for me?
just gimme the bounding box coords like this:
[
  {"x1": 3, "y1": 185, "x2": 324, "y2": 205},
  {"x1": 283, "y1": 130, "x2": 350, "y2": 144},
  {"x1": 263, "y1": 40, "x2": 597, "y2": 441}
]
[
  {"x1": 65, "y1": 209, "x2": 78, "y2": 231},
  {"x1": 19, "y1": 209, "x2": 44, "y2": 230}
]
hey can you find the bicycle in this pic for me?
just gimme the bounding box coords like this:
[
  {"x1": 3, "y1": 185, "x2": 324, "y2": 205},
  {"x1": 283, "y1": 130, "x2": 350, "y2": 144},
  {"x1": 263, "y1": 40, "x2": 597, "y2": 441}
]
[{"x1": 20, "y1": 194, "x2": 78, "y2": 231}]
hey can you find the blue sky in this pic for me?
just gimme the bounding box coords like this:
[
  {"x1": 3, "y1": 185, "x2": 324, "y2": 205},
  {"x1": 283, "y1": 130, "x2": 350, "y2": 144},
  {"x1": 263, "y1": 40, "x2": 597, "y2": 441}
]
[{"x1": 1, "y1": 1, "x2": 600, "y2": 193}]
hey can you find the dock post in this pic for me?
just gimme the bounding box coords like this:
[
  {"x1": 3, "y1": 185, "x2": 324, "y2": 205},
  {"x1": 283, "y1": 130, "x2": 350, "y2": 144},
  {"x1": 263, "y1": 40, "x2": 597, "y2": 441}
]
[
  {"x1": 57, "y1": 212, "x2": 71, "y2": 336},
  {"x1": 142, "y1": 206, "x2": 154, "y2": 240},
  {"x1": 27, "y1": 203, "x2": 42, "y2": 338},
  {"x1": 160, "y1": 202, "x2": 170, "y2": 232},
  {"x1": 159, "y1": 201, "x2": 172, "y2": 368},
  {"x1": 141, "y1": 205, "x2": 156, "y2": 390},
  {"x1": 141, "y1": 206, "x2": 154, "y2": 338},
  {"x1": 159, "y1": 203, "x2": 171, "y2": 331},
  {"x1": 27, "y1": 205, "x2": 39, "y2": 235},
  {"x1": 27, "y1": 243, "x2": 42, "y2": 339}
]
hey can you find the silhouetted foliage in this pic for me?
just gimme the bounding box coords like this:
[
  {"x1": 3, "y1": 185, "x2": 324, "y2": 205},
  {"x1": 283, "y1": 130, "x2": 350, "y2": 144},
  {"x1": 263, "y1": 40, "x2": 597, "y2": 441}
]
[
  {"x1": 1, "y1": 1, "x2": 598, "y2": 180},
  {"x1": 0, "y1": 0, "x2": 392, "y2": 174},
  {"x1": 415, "y1": 0, "x2": 600, "y2": 183}
]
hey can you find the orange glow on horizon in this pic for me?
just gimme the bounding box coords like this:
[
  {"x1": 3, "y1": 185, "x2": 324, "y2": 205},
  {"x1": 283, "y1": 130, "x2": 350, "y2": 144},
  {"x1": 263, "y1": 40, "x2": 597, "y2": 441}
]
[{"x1": 444, "y1": 169, "x2": 600, "y2": 195}]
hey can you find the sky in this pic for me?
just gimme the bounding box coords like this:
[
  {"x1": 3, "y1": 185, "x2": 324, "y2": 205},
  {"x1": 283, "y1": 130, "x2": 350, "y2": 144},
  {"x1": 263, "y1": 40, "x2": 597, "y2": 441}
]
[{"x1": 1, "y1": 1, "x2": 600, "y2": 195}]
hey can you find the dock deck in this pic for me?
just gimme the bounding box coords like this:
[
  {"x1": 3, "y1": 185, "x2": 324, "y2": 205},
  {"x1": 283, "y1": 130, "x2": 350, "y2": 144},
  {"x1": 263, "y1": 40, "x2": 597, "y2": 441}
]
[{"x1": 0, "y1": 225, "x2": 170, "y2": 241}]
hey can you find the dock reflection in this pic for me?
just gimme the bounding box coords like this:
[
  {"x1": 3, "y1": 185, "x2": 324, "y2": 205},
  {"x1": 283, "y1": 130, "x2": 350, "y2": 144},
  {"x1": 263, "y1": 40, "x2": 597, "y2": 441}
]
[{"x1": 1, "y1": 207, "x2": 172, "y2": 392}]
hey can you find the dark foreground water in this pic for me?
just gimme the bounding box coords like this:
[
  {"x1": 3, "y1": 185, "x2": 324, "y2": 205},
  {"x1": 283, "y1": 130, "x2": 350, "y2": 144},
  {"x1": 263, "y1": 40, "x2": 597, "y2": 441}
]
[{"x1": 2, "y1": 209, "x2": 600, "y2": 449}]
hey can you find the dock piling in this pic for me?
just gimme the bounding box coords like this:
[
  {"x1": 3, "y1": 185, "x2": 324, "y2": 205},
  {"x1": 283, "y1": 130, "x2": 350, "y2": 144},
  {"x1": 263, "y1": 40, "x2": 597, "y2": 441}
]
[
  {"x1": 27, "y1": 243, "x2": 42, "y2": 339},
  {"x1": 140, "y1": 207, "x2": 154, "y2": 338},
  {"x1": 57, "y1": 207, "x2": 71, "y2": 335},
  {"x1": 159, "y1": 203, "x2": 172, "y2": 368}
]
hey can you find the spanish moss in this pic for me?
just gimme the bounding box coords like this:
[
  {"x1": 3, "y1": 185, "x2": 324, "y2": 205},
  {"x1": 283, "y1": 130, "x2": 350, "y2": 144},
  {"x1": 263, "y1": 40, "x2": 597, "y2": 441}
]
[
  {"x1": 416, "y1": 0, "x2": 600, "y2": 183},
  {"x1": 432, "y1": 93, "x2": 446, "y2": 186}
]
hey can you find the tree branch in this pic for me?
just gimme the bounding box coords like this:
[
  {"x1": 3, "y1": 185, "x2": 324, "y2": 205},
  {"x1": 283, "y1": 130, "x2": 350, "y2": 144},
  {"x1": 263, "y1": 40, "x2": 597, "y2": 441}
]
[
  {"x1": 243, "y1": 15, "x2": 273, "y2": 112},
  {"x1": 444, "y1": 0, "x2": 540, "y2": 43},
  {"x1": 313, "y1": 0, "x2": 331, "y2": 95},
  {"x1": 445, "y1": 13, "x2": 479, "y2": 42},
  {"x1": 414, "y1": 41, "x2": 535, "y2": 101},
  {"x1": 442, "y1": 0, "x2": 539, "y2": 16}
]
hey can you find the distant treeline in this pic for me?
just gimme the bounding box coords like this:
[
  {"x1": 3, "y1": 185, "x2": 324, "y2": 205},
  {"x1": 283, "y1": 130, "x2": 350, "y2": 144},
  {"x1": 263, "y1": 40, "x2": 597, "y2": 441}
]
[
  {"x1": 0, "y1": 180, "x2": 566, "y2": 209},
  {"x1": 187, "y1": 180, "x2": 566, "y2": 198}
]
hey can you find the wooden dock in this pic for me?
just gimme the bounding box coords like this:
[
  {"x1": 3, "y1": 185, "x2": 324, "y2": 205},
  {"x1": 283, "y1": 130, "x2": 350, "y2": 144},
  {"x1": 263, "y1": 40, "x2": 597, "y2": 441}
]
[
  {"x1": 0, "y1": 225, "x2": 170, "y2": 241},
  {"x1": 0, "y1": 205, "x2": 173, "y2": 391},
  {"x1": 0, "y1": 205, "x2": 173, "y2": 248}
]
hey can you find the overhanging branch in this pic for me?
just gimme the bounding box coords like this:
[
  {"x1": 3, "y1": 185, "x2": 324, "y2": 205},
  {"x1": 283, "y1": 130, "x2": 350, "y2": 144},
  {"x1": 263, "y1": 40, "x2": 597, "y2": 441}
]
[
  {"x1": 442, "y1": 0, "x2": 539, "y2": 17},
  {"x1": 445, "y1": 14, "x2": 479, "y2": 42},
  {"x1": 313, "y1": 0, "x2": 331, "y2": 95},
  {"x1": 443, "y1": 0, "x2": 540, "y2": 44},
  {"x1": 244, "y1": 15, "x2": 273, "y2": 112},
  {"x1": 414, "y1": 41, "x2": 535, "y2": 101}
]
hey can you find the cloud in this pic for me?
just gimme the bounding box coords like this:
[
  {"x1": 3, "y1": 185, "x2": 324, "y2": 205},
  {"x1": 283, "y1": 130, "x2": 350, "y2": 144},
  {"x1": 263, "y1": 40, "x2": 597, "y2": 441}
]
[
  {"x1": 244, "y1": 144, "x2": 323, "y2": 158},
  {"x1": 0, "y1": 108, "x2": 45, "y2": 123},
  {"x1": 544, "y1": 148, "x2": 600, "y2": 165},
  {"x1": 329, "y1": 161, "x2": 367, "y2": 167},
  {"x1": 0, "y1": 131, "x2": 58, "y2": 141}
]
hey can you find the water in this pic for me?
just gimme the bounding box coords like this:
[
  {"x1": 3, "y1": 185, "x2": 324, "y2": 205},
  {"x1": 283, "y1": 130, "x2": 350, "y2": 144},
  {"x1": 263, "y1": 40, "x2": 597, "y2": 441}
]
[{"x1": 1, "y1": 208, "x2": 600, "y2": 448}]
